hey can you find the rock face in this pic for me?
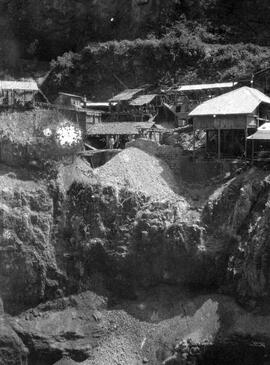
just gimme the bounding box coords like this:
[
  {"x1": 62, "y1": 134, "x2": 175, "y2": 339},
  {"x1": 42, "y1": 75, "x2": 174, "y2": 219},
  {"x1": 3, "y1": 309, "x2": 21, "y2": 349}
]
[
  {"x1": 0, "y1": 316, "x2": 28, "y2": 365},
  {"x1": 8, "y1": 289, "x2": 270, "y2": 365},
  {"x1": 0, "y1": 167, "x2": 64, "y2": 314},
  {"x1": 202, "y1": 168, "x2": 270, "y2": 299}
]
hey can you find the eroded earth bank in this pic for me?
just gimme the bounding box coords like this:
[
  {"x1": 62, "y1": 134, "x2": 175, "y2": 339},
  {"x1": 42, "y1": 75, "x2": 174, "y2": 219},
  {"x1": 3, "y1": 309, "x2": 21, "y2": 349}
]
[{"x1": 1, "y1": 139, "x2": 270, "y2": 365}]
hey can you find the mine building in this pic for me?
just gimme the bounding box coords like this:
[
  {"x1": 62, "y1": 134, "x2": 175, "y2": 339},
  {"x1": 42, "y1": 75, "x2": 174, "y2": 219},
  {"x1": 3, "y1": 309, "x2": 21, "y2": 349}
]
[
  {"x1": 109, "y1": 88, "x2": 146, "y2": 122},
  {"x1": 247, "y1": 123, "x2": 270, "y2": 162},
  {"x1": 0, "y1": 79, "x2": 41, "y2": 108},
  {"x1": 239, "y1": 67, "x2": 270, "y2": 95},
  {"x1": 55, "y1": 92, "x2": 85, "y2": 109},
  {"x1": 189, "y1": 86, "x2": 270, "y2": 159},
  {"x1": 129, "y1": 94, "x2": 160, "y2": 121},
  {"x1": 162, "y1": 82, "x2": 238, "y2": 124},
  {"x1": 86, "y1": 120, "x2": 155, "y2": 149}
]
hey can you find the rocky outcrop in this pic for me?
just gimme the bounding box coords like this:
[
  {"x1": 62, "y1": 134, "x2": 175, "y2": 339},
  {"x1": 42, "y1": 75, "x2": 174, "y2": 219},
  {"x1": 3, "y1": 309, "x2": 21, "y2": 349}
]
[
  {"x1": 0, "y1": 316, "x2": 28, "y2": 365},
  {"x1": 202, "y1": 168, "x2": 270, "y2": 299},
  {"x1": 8, "y1": 289, "x2": 270, "y2": 365},
  {"x1": 0, "y1": 167, "x2": 64, "y2": 314}
]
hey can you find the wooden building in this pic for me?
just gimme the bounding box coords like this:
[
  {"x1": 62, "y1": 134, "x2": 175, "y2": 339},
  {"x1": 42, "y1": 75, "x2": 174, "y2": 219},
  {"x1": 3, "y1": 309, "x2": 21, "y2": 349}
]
[
  {"x1": 129, "y1": 94, "x2": 160, "y2": 121},
  {"x1": 0, "y1": 80, "x2": 40, "y2": 108},
  {"x1": 56, "y1": 92, "x2": 84, "y2": 109},
  {"x1": 86, "y1": 120, "x2": 155, "y2": 149},
  {"x1": 109, "y1": 88, "x2": 145, "y2": 122},
  {"x1": 247, "y1": 123, "x2": 270, "y2": 162},
  {"x1": 163, "y1": 82, "x2": 238, "y2": 124},
  {"x1": 189, "y1": 86, "x2": 270, "y2": 159}
]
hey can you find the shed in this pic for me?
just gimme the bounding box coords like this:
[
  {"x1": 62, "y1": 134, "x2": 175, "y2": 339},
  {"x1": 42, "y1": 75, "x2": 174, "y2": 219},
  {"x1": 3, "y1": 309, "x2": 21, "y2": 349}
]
[
  {"x1": 0, "y1": 79, "x2": 40, "y2": 107},
  {"x1": 189, "y1": 86, "x2": 270, "y2": 159}
]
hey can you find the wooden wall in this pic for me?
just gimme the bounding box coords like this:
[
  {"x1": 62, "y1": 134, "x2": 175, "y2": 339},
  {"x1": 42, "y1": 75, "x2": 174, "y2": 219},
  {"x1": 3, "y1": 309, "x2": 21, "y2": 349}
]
[{"x1": 193, "y1": 114, "x2": 249, "y2": 130}]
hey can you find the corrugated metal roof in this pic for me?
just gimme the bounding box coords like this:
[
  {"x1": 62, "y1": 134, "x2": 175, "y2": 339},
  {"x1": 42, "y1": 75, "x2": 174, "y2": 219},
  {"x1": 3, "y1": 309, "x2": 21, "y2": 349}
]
[
  {"x1": 109, "y1": 89, "x2": 143, "y2": 102},
  {"x1": 247, "y1": 123, "x2": 270, "y2": 140},
  {"x1": 177, "y1": 82, "x2": 237, "y2": 92},
  {"x1": 86, "y1": 102, "x2": 111, "y2": 107},
  {"x1": 59, "y1": 92, "x2": 83, "y2": 99},
  {"x1": 87, "y1": 121, "x2": 154, "y2": 135},
  {"x1": 0, "y1": 80, "x2": 39, "y2": 91},
  {"x1": 189, "y1": 87, "x2": 270, "y2": 116},
  {"x1": 130, "y1": 94, "x2": 157, "y2": 106}
]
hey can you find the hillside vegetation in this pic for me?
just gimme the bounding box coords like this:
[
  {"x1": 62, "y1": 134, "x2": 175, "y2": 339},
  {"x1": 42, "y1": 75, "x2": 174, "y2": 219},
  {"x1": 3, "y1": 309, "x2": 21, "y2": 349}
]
[{"x1": 44, "y1": 22, "x2": 270, "y2": 100}]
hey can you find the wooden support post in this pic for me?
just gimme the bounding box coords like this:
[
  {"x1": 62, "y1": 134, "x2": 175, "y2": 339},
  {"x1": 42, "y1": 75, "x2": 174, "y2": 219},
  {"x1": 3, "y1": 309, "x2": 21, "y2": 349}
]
[
  {"x1": 193, "y1": 128, "x2": 195, "y2": 161},
  {"x1": 218, "y1": 129, "x2": 221, "y2": 160},
  {"x1": 251, "y1": 139, "x2": 254, "y2": 164},
  {"x1": 244, "y1": 128, "x2": 247, "y2": 159}
]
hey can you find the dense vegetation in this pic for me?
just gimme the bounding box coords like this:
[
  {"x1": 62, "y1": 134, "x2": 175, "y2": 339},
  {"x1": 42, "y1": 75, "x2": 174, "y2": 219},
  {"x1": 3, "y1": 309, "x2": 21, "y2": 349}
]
[
  {"x1": 44, "y1": 20, "x2": 270, "y2": 100},
  {"x1": 1, "y1": 0, "x2": 270, "y2": 97}
]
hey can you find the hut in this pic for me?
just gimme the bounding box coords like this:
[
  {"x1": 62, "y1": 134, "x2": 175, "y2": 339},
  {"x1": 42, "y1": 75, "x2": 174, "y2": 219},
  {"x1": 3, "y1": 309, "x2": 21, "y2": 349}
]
[
  {"x1": 189, "y1": 86, "x2": 270, "y2": 159},
  {"x1": 247, "y1": 123, "x2": 270, "y2": 162},
  {"x1": 0, "y1": 80, "x2": 40, "y2": 108}
]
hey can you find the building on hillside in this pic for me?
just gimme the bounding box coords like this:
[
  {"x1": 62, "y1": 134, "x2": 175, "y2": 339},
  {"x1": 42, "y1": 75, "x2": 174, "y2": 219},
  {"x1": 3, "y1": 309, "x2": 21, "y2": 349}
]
[
  {"x1": 189, "y1": 86, "x2": 270, "y2": 159},
  {"x1": 239, "y1": 68, "x2": 270, "y2": 95},
  {"x1": 56, "y1": 92, "x2": 85, "y2": 109},
  {"x1": 129, "y1": 94, "x2": 160, "y2": 121},
  {"x1": 0, "y1": 80, "x2": 40, "y2": 108},
  {"x1": 163, "y1": 82, "x2": 238, "y2": 124},
  {"x1": 109, "y1": 88, "x2": 146, "y2": 122},
  {"x1": 247, "y1": 123, "x2": 270, "y2": 162},
  {"x1": 86, "y1": 120, "x2": 155, "y2": 149}
]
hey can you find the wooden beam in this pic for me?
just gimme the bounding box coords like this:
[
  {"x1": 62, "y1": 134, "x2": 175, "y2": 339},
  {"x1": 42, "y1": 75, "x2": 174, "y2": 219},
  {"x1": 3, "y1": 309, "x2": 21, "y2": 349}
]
[
  {"x1": 193, "y1": 128, "x2": 196, "y2": 160},
  {"x1": 244, "y1": 128, "x2": 248, "y2": 159},
  {"x1": 218, "y1": 129, "x2": 221, "y2": 160},
  {"x1": 251, "y1": 139, "x2": 254, "y2": 164}
]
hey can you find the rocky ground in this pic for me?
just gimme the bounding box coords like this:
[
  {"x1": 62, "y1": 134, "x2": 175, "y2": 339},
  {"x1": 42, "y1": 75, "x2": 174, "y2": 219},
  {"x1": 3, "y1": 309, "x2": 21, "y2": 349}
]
[{"x1": 1, "y1": 140, "x2": 270, "y2": 364}]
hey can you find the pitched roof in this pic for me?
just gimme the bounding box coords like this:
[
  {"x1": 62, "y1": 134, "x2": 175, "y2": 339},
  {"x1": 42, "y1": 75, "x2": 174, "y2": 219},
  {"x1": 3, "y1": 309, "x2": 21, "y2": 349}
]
[
  {"x1": 87, "y1": 121, "x2": 154, "y2": 135},
  {"x1": 0, "y1": 80, "x2": 39, "y2": 91},
  {"x1": 189, "y1": 87, "x2": 270, "y2": 116},
  {"x1": 109, "y1": 89, "x2": 143, "y2": 102},
  {"x1": 130, "y1": 94, "x2": 157, "y2": 106},
  {"x1": 247, "y1": 123, "x2": 270, "y2": 140},
  {"x1": 177, "y1": 82, "x2": 237, "y2": 92}
]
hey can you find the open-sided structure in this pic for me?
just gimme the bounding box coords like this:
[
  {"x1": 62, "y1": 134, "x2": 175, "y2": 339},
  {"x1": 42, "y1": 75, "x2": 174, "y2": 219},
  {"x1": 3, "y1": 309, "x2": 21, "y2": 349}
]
[
  {"x1": 0, "y1": 80, "x2": 40, "y2": 108},
  {"x1": 189, "y1": 86, "x2": 270, "y2": 159}
]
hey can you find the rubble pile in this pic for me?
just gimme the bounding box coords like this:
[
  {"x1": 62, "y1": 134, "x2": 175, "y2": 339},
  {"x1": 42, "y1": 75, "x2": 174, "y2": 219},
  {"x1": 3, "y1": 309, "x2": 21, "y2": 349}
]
[{"x1": 96, "y1": 147, "x2": 182, "y2": 203}]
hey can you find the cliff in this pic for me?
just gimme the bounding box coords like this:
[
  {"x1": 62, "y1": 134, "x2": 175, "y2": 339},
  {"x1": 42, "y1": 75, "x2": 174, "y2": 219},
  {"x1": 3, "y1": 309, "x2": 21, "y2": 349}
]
[{"x1": 1, "y1": 140, "x2": 270, "y2": 363}]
